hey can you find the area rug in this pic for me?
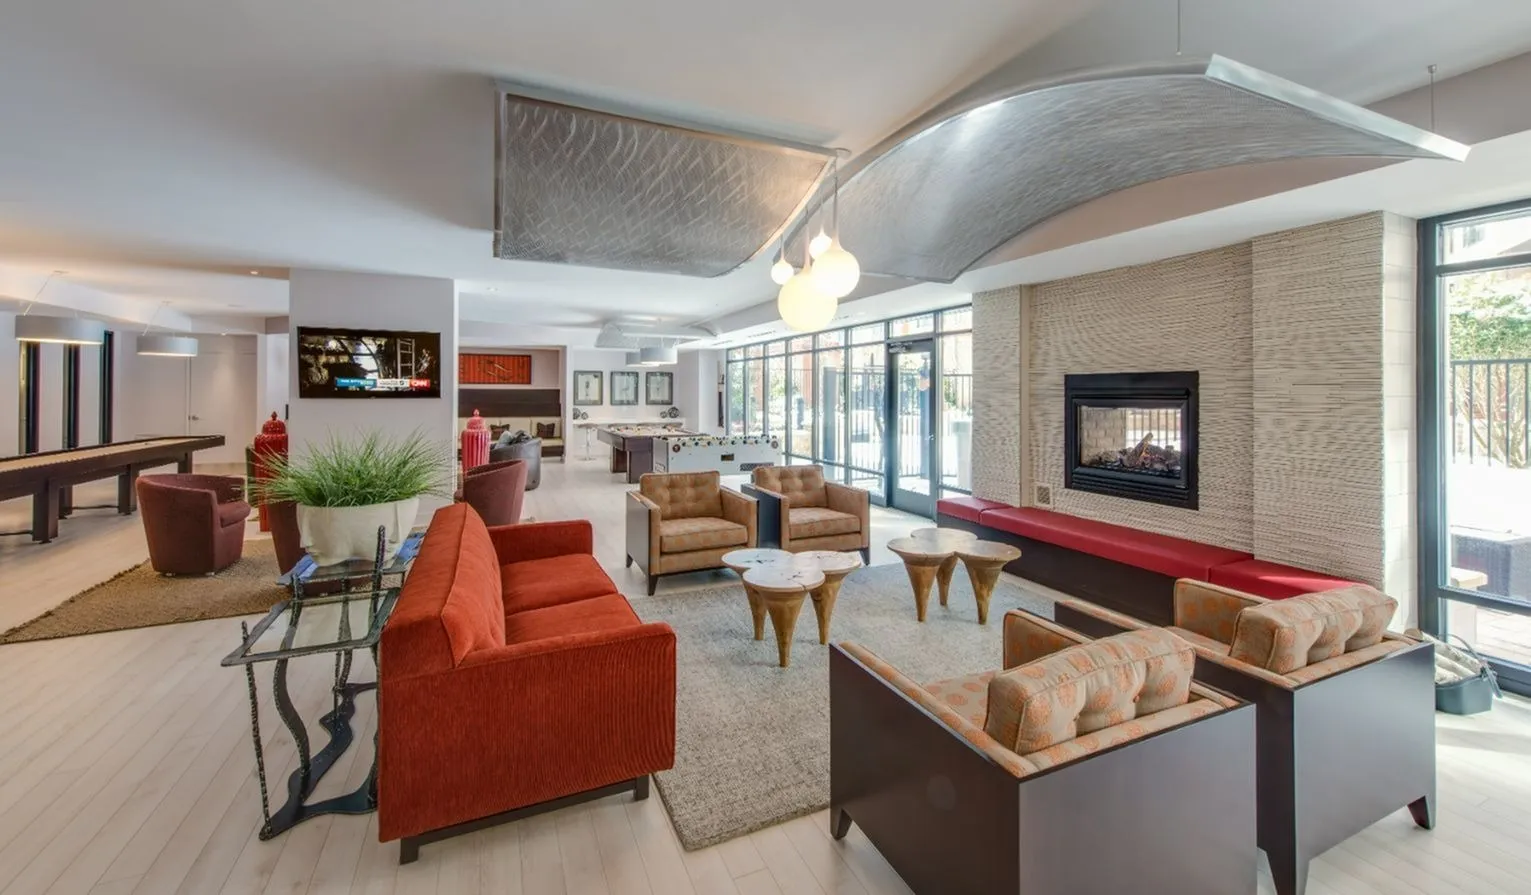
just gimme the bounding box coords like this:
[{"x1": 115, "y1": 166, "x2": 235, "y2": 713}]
[
  {"x1": 1, "y1": 540, "x2": 286, "y2": 644},
  {"x1": 633, "y1": 562, "x2": 1056, "y2": 850}
]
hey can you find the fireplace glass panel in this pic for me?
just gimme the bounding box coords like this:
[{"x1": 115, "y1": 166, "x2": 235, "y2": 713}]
[{"x1": 1075, "y1": 404, "x2": 1185, "y2": 481}]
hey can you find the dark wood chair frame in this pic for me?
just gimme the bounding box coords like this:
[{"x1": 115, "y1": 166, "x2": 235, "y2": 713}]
[
  {"x1": 829, "y1": 644, "x2": 1258, "y2": 895},
  {"x1": 936, "y1": 511, "x2": 1179, "y2": 624},
  {"x1": 1055, "y1": 602, "x2": 1436, "y2": 895},
  {"x1": 743, "y1": 483, "x2": 872, "y2": 566}
]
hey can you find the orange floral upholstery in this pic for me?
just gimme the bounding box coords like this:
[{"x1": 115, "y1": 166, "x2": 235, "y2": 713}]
[
  {"x1": 1173, "y1": 580, "x2": 1260, "y2": 643},
  {"x1": 1316, "y1": 584, "x2": 1398, "y2": 650},
  {"x1": 1001, "y1": 610, "x2": 1090, "y2": 670},
  {"x1": 1021, "y1": 698, "x2": 1223, "y2": 771},
  {"x1": 640, "y1": 471, "x2": 724, "y2": 519},
  {"x1": 984, "y1": 629, "x2": 1195, "y2": 754},
  {"x1": 788, "y1": 506, "x2": 860, "y2": 539},
  {"x1": 658, "y1": 516, "x2": 748, "y2": 553},
  {"x1": 752, "y1": 465, "x2": 827, "y2": 508},
  {"x1": 923, "y1": 670, "x2": 996, "y2": 727},
  {"x1": 1228, "y1": 592, "x2": 1363, "y2": 674},
  {"x1": 1284, "y1": 637, "x2": 1410, "y2": 685}
]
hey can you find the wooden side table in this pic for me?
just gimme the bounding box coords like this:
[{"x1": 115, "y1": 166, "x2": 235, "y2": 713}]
[
  {"x1": 887, "y1": 537, "x2": 956, "y2": 622},
  {"x1": 742, "y1": 566, "x2": 825, "y2": 667},
  {"x1": 909, "y1": 528, "x2": 977, "y2": 608},
  {"x1": 955, "y1": 541, "x2": 1023, "y2": 624},
  {"x1": 792, "y1": 550, "x2": 862, "y2": 643}
]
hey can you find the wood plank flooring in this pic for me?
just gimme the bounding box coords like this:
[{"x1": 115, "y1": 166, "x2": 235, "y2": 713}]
[{"x1": 3, "y1": 455, "x2": 1531, "y2": 894}]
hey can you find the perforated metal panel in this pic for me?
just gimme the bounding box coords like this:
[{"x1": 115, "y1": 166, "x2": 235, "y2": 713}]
[
  {"x1": 494, "y1": 92, "x2": 833, "y2": 277},
  {"x1": 786, "y1": 57, "x2": 1469, "y2": 283}
]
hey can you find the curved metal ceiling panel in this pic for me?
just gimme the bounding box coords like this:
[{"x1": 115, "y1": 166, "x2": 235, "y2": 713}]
[
  {"x1": 788, "y1": 57, "x2": 1470, "y2": 283},
  {"x1": 494, "y1": 92, "x2": 833, "y2": 278}
]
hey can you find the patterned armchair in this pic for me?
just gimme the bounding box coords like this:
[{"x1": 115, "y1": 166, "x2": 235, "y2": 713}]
[
  {"x1": 625, "y1": 471, "x2": 757, "y2": 594},
  {"x1": 745, "y1": 465, "x2": 870, "y2": 563},
  {"x1": 831, "y1": 610, "x2": 1256, "y2": 895},
  {"x1": 1056, "y1": 580, "x2": 1436, "y2": 895}
]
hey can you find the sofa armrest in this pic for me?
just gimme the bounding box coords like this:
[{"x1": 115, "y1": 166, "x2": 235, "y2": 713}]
[
  {"x1": 1001, "y1": 609, "x2": 1091, "y2": 670},
  {"x1": 378, "y1": 621, "x2": 676, "y2": 842},
  {"x1": 626, "y1": 491, "x2": 661, "y2": 569},
  {"x1": 744, "y1": 485, "x2": 790, "y2": 549},
  {"x1": 720, "y1": 489, "x2": 757, "y2": 547},
  {"x1": 824, "y1": 482, "x2": 870, "y2": 545},
  {"x1": 1172, "y1": 579, "x2": 1266, "y2": 643},
  {"x1": 488, "y1": 519, "x2": 593, "y2": 564}
]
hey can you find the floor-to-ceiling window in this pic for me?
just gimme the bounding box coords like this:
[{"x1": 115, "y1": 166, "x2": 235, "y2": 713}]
[
  {"x1": 1422, "y1": 199, "x2": 1531, "y2": 694},
  {"x1": 722, "y1": 305, "x2": 973, "y2": 512}
]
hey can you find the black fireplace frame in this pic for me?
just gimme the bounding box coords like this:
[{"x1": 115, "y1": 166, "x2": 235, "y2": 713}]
[{"x1": 1064, "y1": 371, "x2": 1199, "y2": 510}]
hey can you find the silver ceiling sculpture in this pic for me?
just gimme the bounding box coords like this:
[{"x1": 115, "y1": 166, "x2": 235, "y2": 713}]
[
  {"x1": 494, "y1": 85, "x2": 835, "y2": 277},
  {"x1": 785, "y1": 56, "x2": 1471, "y2": 283}
]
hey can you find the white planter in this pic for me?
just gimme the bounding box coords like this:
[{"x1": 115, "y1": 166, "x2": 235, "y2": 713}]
[{"x1": 297, "y1": 498, "x2": 420, "y2": 567}]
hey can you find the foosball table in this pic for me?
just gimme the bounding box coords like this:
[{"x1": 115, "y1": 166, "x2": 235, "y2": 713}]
[{"x1": 653, "y1": 435, "x2": 781, "y2": 475}]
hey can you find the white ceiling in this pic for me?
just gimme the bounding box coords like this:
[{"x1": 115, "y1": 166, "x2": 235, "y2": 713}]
[{"x1": 3, "y1": 0, "x2": 1531, "y2": 337}]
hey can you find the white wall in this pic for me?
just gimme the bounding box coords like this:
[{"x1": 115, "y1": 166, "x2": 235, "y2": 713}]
[
  {"x1": 675, "y1": 349, "x2": 723, "y2": 436},
  {"x1": 566, "y1": 348, "x2": 684, "y2": 457},
  {"x1": 38, "y1": 344, "x2": 64, "y2": 452},
  {"x1": 256, "y1": 332, "x2": 290, "y2": 424},
  {"x1": 0, "y1": 312, "x2": 17, "y2": 453},
  {"x1": 115, "y1": 333, "x2": 259, "y2": 465},
  {"x1": 288, "y1": 269, "x2": 458, "y2": 513}
]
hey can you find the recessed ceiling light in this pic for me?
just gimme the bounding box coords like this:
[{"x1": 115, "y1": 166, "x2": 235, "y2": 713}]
[
  {"x1": 249, "y1": 270, "x2": 260, "y2": 276},
  {"x1": 485, "y1": 286, "x2": 497, "y2": 293}
]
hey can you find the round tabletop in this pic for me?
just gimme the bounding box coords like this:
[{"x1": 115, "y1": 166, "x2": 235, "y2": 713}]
[
  {"x1": 908, "y1": 528, "x2": 979, "y2": 551},
  {"x1": 722, "y1": 548, "x2": 793, "y2": 573},
  {"x1": 791, "y1": 550, "x2": 863, "y2": 575},
  {"x1": 957, "y1": 540, "x2": 1023, "y2": 563},
  {"x1": 743, "y1": 565, "x2": 825, "y2": 594},
  {"x1": 887, "y1": 536, "x2": 958, "y2": 561}
]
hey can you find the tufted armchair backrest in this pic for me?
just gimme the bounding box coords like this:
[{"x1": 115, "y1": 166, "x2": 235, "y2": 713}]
[
  {"x1": 640, "y1": 471, "x2": 723, "y2": 520},
  {"x1": 752, "y1": 465, "x2": 827, "y2": 508},
  {"x1": 983, "y1": 628, "x2": 1195, "y2": 754}
]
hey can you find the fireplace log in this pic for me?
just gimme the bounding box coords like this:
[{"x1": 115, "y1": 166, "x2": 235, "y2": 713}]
[{"x1": 1123, "y1": 432, "x2": 1154, "y2": 468}]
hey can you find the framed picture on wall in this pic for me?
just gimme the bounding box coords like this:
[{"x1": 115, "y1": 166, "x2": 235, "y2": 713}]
[
  {"x1": 610, "y1": 371, "x2": 640, "y2": 406},
  {"x1": 644, "y1": 371, "x2": 673, "y2": 405},
  {"x1": 461, "y1": 353, "x2": 532, "y2": 385},
  {"x1": 573, "y1": 370, "x2": 604, "y2": 406}
]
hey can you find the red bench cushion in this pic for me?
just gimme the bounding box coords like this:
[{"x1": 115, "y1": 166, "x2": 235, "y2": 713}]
[
  {"x1": 936, "y1": 496, "x2": 1011, "y2": 524},
  {"x1": 1208, "y1": 558, "x2": 1360, "y2": 600},
  {"x1": 978, "y1": 507, "x2": 1252, "y2": 581}
]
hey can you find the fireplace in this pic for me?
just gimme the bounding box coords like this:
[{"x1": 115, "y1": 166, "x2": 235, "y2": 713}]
[{"x1": 1064, "y1": 371, "x2": 1198, "y2": 509}]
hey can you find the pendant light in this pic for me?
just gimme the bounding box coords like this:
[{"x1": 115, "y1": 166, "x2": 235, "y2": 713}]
[
  {"x1": 778, "y1": 229, "x2": 837, "y2": 331},
  {"x1": 639, "y1": 346, "x2": 678, "y2": 366},
  {"x1": 136, "y1": 301, "x2": 199, "y2": 357},
  {"x1": 769, "y1": 236, "x2": 795, "y2": 286},
  {"x1": 12, "y1": 271, "x2": 107, "y2": 345},
  {"x1": 811, "y1": 156, "x2": 861, "y2": 299}
]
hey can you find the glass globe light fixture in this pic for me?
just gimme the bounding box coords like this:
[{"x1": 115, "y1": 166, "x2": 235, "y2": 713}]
[
  {"x1": 808, "y1": 227, "x2": 833, "y2": 259},
  {"x1": 769, "y1": 257, "x2": 795, "y2": 286},
  {"x1": 777, "y1": 266, "x2": 837, "y2": 332},
  {"x1": 811, "y1": 238, "x2": 860, "y2": 299}
]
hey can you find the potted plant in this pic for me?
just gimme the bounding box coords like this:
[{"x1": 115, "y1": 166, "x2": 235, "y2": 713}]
[{"x1": 260, "y1": 429, "x2": 451, "y2": 566}]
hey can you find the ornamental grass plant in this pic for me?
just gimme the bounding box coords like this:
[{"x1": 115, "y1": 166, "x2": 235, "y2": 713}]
[{"x1": 260, "y1": 429, "x2": 451, "y2": 508}]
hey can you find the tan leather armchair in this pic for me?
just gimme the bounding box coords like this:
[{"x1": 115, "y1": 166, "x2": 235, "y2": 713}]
[
  {"x1": 626, "y1": 471, "x2": 757, "y2": 594},
  {"x1": 746, "y1": 465, "x2": 869, "y2": 563}
]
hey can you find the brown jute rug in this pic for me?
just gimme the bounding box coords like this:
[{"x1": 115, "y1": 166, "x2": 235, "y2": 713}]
[{"x1": 1, "y1": 540, "x2": 286, "y2": 644}]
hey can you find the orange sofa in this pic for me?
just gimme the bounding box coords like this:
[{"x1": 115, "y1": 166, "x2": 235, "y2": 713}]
[{"x1": 378, "y1": 503, "x2": 676, "y2": 863}]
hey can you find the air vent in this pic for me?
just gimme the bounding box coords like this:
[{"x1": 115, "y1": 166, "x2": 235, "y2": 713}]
[{"x1": 1035, "y1": 485, "x2": 1052, "y2": 506}]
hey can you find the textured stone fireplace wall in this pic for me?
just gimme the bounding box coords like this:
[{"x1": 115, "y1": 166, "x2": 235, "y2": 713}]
[{"x1": 969, "y1": 212, "x2": 1417, "y2": 616}]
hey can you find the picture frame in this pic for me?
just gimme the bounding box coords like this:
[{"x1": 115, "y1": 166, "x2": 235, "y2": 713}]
[
  {"x1": 573, "y1": 370, "x2": 604, "y2": 406},
  {"x1": 645, "y1": 371, "x2": 674, "y2": 405},
  {"x1": 610, "y1": 371, "x2": 640, "y2": 406}
]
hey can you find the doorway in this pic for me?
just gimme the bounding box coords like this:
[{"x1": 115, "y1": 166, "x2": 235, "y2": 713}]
[{"x1": 888, "y1": 339, "x2": 935, "y2": 516}]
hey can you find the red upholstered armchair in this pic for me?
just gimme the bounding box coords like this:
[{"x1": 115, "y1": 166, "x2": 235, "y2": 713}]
[
  {"x1": 379, "y1": 504, "x2": 676, "y2": 863},
  {"x1": 136, "y1": 474, "x2": 251, "y2": 575},
  {"x1": 453, "y1": 458, "x2": 527, "y2": 527}
]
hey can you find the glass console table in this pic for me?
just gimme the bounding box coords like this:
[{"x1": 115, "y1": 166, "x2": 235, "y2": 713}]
[{"x1": 221, "y1": 587, "x2": 399, "y2": 839}]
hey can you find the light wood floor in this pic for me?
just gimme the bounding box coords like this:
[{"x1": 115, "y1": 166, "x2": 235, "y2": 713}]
[{"x1": 3, "y1": 456, "x2": 1531, "y2": 894}]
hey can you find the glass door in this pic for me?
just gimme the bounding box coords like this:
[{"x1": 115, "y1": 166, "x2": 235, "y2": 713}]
[{"x1": 889, "y1": 339, "x2": 935, "y2": 516}]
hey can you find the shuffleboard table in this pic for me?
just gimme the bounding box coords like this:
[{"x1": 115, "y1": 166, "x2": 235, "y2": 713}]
[
  {"x1": 595, "y1": 424, "x2": 697, "y2": 484},
  {"x1": 0, "y1": 435, "x2": 227, "y2": 543}
]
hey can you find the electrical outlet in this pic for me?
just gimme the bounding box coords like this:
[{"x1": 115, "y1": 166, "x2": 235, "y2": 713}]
[{"x1": 1035, "y1": 485, "x2": 1052, "y2": 506}]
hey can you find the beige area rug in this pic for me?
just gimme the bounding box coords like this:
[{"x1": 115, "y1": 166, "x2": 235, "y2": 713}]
[
  {"x1": 632, "y1": 562, "x2": 1055, "y2": 850},
  {"x1": 1, "y1": 540, "x2": 286, "y2": 644}
]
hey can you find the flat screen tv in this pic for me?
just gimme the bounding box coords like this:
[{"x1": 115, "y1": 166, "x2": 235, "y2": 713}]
[{"x1": 296, "y1": 327, "x2": 442, "y2": 399}]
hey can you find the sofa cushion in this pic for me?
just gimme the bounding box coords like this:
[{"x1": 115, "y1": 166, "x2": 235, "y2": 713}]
[
  {"x1": 503, "y1": 593, "x2": 640, "y2": 644},
  {"x1": 935, "y1": 496, "x2": 1011, "y2": 524},
  {"x1": 984, "y1": 628, "x2": 1194, "y2": 754},
  {"x1": 978, "y1": 507, "x2": 1252, "y2": 580},
  {"x1": 789, "y1": 506, "x2": 860, "y2": 539},
  {"x1": 640, "y1": 471, "x2": 723, "y2": 520},
  {"x1": 660, "y1": 516, "x2": 749, "y2": 553},
  {"x1": 754, "y1": 465, "x2": 827, "y2": 508},
  {"x1": 1308, "y1": 584, "x2": 1397, "y2": 651},
  {"x1": 383, "y1": 504, "x2": 505, "y2": 673},
  {"x1": 502, "y1": 554, "x2": 616, "y2": 615},
  {"x1": 1207, "y1": 558, "x2": 1360, "y2": 600},
  {"x1": 924, "y1": 670, "x2": 996, "y2": 728},
  {"x1": 1227, "y1": 592, "x2": 1365, "y2": 674}
]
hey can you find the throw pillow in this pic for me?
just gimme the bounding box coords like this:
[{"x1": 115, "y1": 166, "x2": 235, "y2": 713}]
[
  {"x1": 984, "y1": 628, "x2": 1193, "y2": 754},
  {"x1": 494, "y1": 428, "x2": 514, "y2": 446},
  {"x1": 535, "y1": 422, "x2": 556, "y2": 439},
  {"x1": 1310, "y1": 584, "x2": 1397, "y2": 651},
  {"x1": 1227, "y1": 592, "x2": 1364, "y2": 674}
]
